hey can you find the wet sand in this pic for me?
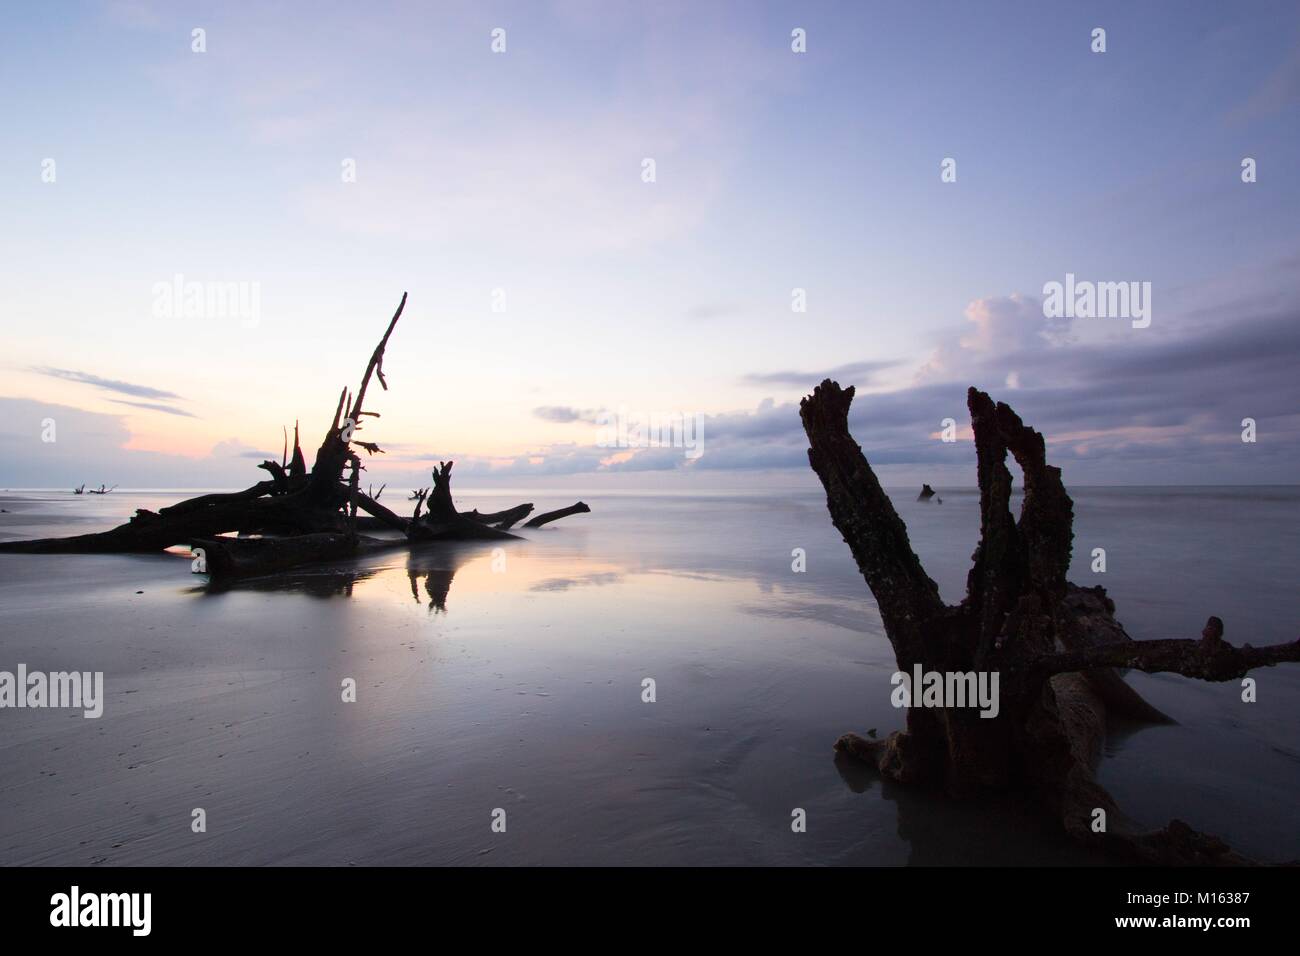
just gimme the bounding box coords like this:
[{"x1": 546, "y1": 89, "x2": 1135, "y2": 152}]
[{"x1": 1, "y1": 488, "x2": 1296, "y2": 865}]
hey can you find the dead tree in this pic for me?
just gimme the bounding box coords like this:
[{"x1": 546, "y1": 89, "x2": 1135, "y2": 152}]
[
  {"x1": 407, "y1": 461, "x2": 528, "y2": 540},
  {"x1": 0, "y1": 293, "x2": 589, "y2": 575},
  {"x1": 800, "y1": 379, "x2": 1300, "y2": 865}
]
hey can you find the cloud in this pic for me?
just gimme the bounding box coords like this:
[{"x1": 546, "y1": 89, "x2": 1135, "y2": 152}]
[
  {"x1": 444, "y1": 264, "x2": 1300, "y2": 484},
  {"x1": 31, "y1": 367, "x2": 184, "y2": 401},
  {"x1": 205, "y1": 439, "x2": 280, "y2": 460},
  {"x1": 532, "y1": 406, "x2": 604, "y2": 425},
  {"x1": 0, "y1": 400, "x2": 271, "y2": 488},
  {"x1": 109, "y1": 400, "x2": 199, "y2": 418},
  {"x1": 9, "y1": 264, "x2": 1299, "y2": 488},
  {"x1": 916, "y1": 293, "x2": 1071, "y2": 385},
  {"x1": 741, "y1": 360, "x2": 900, "y2": 389}
]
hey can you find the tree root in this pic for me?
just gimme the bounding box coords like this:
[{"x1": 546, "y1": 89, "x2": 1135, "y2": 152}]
[{"x1": 803, "y1": 378, "x2": 1298, "y2": 865}]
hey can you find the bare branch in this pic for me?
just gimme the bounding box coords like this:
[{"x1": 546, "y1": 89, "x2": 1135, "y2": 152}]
[
  {"x1": 523, "y1": 502, "x2": 591, "y2": 529},
  {"x1": 1025, "y1": 617, "x2": 1300, "y2": 683},
  {"x1": 800, "y1": 380, "x2": 944, "y2": 645},
  {"x1": 351, "y1": 292, "x2": 407, "y2": 420}
]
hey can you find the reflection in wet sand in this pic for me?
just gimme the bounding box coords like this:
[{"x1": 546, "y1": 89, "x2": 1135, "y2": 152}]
[
  {"x1": 193, "y1": 536, "x2": 637, "y2": 614},
  {"x1": 4, "y1": 488, "x2": 1293, "y2": 864},
  {"x1": 194, "y1": 563, "x2": 385, "y2": 599},
  {"x1": 405, "y1": 542, "x2": 482, "y2": 612},
  {"x1": 529, "y1": 571, "x2": 624, "y2": 593},
  {"x1": 159, "y1": 536, "x2": 1222, "y2": 865}
]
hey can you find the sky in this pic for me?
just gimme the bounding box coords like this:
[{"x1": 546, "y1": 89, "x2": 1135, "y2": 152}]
[{"x1": 2, "y1": 0, "x2": 1298, "y2": 491}]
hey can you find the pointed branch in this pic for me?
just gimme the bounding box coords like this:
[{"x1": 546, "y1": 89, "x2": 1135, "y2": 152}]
[
  {"x1": 289, "y1": 421, "x2": 306, "y2": 478},
  {"x1": 965, "y1": 387, "x2": 1023, "y2": 661},
  {"x1": 990, "y1": 393, "x2": 1073, "y2": 597},
  {"x1": 349, "y1": 487, "x2": 409, "y2": 532},
  {"x1": 800, "y1": 380, "x2": 944, "y2": 643},
  {"x1": 331, "y1": 388, "x2": 347, "y2": 431},
  {"x1": 410, "y1": 488, "x2": 429, "y2": 522},
  {"x1": 351, "y1": 291, "x2": 407, "y2": 420}
]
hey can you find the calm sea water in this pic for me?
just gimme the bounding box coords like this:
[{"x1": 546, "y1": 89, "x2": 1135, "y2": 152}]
[{"x1": 0, "y1": 486, "x2": 1296, "y2": 865}]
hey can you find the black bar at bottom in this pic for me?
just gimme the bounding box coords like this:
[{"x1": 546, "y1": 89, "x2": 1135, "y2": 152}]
[{"x1": 0, "y1": 865, "x2": 1287, "y2": 941}]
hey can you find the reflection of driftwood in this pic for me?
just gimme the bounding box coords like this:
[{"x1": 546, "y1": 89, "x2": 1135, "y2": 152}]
[
  {"x1": 405, "y1": 543, "x2": 489, "y2": 613},
  {"x1": 192, "y1": 533, "x2": 408, "y2": 580},
  {"x1": 199, "y1": 564, "x2": 384, "y2": 599},
  {"x1": 0, "y1": 294, "x2": 590, "y2": 573},
  {"x1": 801, "y1": 379, "x2": 1300, "y2": 865}
]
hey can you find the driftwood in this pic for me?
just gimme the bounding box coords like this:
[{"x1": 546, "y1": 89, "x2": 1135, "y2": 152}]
[
  {"x1": 191, "y1": 533, "x2": 402, "y2": 579},
  {"x1": 801, "y1": 379, "x2": 1300, "y2": 865},
  {"x1": 406, "y1": 462, "x2": 520, "y2": 541},
  {"x1": 524, "y1": 502, "x2": 591, "y2": 528},
  {"x1": 463, "y1": 502, "x2": 534, "y2": 530},
  {"x1": 0, "y1": 294, "x2": 590, "y2": 574}
]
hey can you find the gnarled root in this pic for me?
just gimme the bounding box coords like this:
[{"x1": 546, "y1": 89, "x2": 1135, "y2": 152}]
[{"x1": 804, "y1": 378, "x2": 1297, "y2": 865}]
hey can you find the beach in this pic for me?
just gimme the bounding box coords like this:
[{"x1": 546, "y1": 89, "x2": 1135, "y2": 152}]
[{"x1": 1, "y1": 486, "x2": 1297, "y2": 865}]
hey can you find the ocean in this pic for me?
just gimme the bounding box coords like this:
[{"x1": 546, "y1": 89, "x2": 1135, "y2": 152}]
[{"x1": 1, "y1": 485, "x2": 1296, "y2": 865}]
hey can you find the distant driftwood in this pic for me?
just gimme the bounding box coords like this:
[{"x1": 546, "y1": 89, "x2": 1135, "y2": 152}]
[
  {"x1": 0, "y1": 294, "x2": 588, "y2": 577},
  {"x1": 801, "y1": 379, "x2": 1300, "y2": 865},
  {"x1": 73, "y1": 484, "x2": 115, "y2": 495}
]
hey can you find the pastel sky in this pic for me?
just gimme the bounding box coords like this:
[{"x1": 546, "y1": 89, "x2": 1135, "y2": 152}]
[{"x1": 2, "y1": 0, "x2": 1298, "y2": 490}]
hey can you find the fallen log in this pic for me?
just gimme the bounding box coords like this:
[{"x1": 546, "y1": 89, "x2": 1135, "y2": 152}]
[
  {"x1": 158, "y1": 479, "x2": 285, "y2": 516},
  {"x1": 193, "y1": 534, "x2": 355, "y2": 579},
  {"x1": 463, "y1": 503, "x2": 534, "y2": 529},
  {"x1": 0, "y1": 293, "x2": 592, "y2": 574},
  {"x1": 0, "y1": 494, "x2": 340, "y2": 553},
  {"x1": 350, "y1": 488, "x2": 410, "y2": 532},
  {"x1": 523, "y1": 502, "x2": 590, "y2": 529},
  {"x1": 353, "y1": 516, "x2": 401, "y2": 533},
  {"x1": 191, "y1": 533, "x2": 412, "y2": 579}
]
